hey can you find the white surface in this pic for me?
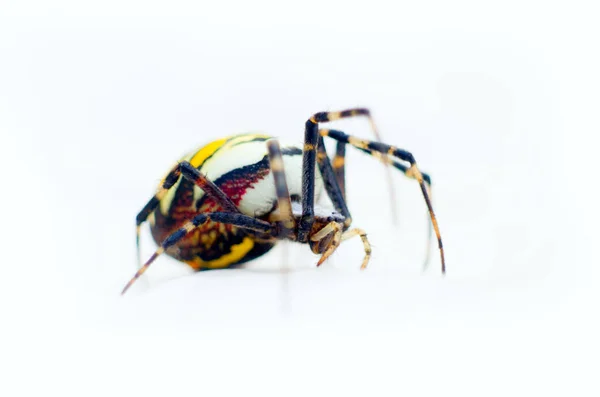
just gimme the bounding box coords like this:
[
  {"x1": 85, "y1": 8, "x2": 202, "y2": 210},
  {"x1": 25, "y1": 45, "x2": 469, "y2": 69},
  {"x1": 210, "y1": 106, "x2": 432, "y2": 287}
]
[{"x1": 1, "y1": 1, "x2": 598, "y2": 396}]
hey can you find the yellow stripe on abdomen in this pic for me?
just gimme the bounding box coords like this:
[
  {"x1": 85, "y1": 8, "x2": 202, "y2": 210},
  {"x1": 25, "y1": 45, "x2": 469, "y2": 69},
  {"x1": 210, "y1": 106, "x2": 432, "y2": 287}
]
[
  {"x1": 189, "y1": 137, "x2": 229, "y2": 168},
  {"x1": 184, "y1": 236, "x2": 255, "y2": 270},
  {"x1": 189, "y1": 133, "x2": 272, "y2": 169}
]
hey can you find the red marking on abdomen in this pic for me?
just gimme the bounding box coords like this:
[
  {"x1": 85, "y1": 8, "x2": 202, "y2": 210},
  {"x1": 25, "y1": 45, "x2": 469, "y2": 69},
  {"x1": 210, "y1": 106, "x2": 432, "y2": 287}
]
[
  {"x1": 152, "y1": 161, "x2": 271, "y2": 252},
  {"x1": 209, "y1": 165, "x2": 271, "y2": 206}
]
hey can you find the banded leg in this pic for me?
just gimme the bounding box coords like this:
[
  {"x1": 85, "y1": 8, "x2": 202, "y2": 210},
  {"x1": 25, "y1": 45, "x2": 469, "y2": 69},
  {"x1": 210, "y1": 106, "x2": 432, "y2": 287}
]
[
  {"x1": 309, "y1": 108, "x2": 398, "y2": 219},
  {"x1": 321, "y1": 130, "x2": 433, "y2": 208},
  {"x1": 341, "y1": 228, "x2": 372, "y2": 269},
  {"x1": 325, "y1": 131, "x2": 434, "y2": 190},
  {"x1": 314, "y1": 137, "x2": 372, "y2": 270},
  {"x1": 318, "y1": 129, "x2": 436, "y2": 269},
  {"x1": 122, "y1": 212, "x2": 273, "y2": 295},
  {"x1": 333, "y1": 141, "x2": 346, "y2": 200},
  {"x1": 266, "y1": 139, "x2": 295, "y2": 236},
  {"x1": 352, "y1": 141, "x2": 435, "y2": 270},
  {"x1": 316, "y1": 136, "x2": 352, "y2": 228},
  {"x1": 352, "y1": 145, "x2": 432, "y2": 185},
  {"x1": 299, "y1": 108, "x2": 393, "y2": 242},
  {"x1": 318, "y1": 128, "x2": 446, "y2": 274},
  {"x1": 298, "y1": 119, "x2": 319, "y2": 242},
  {"x1": 267, "y1": 140, "x2": 294, "y2": 301},
  {"x1": 135, "y1": 161, "x2": 241, "y2": 270}
]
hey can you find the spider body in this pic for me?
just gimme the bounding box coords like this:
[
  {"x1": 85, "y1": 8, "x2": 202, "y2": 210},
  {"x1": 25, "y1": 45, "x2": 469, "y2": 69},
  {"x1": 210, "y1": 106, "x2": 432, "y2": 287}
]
[
  {"x1": 149, "y1": 133, "x2": 326, "y2": 270},
  {"x1": 122, "y1": 108, "x2": 445, "y2": 295}
]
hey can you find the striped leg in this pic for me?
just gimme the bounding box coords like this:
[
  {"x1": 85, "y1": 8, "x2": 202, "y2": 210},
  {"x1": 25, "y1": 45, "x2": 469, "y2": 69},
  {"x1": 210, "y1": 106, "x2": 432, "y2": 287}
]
[
  {"x1": 341, "y1": 228, "x2": 372, "y2": 269},
  {"x1": 333, "y1": 141, "x2": 346, "y2": 200},
  {"x1": 299, "y1": 108, "x2": 395, "y2": 242},
  {"x1": 307, "y1": 137, "x2": 372, "y2": 270},
  {"x1": 320, "y1": 129, "x2": 433, "y2": 211},
  {"x1": 316, "y1": 136, "x2": 352, "y2": 228},
  {"x1": 135, "y1": 161, "x2": 240, "y2": 270},
  {"x1": 351, "y1": 145, "x2": 432, "y2": 185},
  {"x1": 267, "y1": 140, "x2": 294, "y2": 299},
  {"x1": 309, "y1": 108, "x2": 397, "y2": 219},
  {"x1": 298, "y1": 119, "x2": 319, "y2": 242},
  {"x1": 319, "y1": 128, "x2": 446, "y2": 274},
  {"x1": 317, "y1": 130, "x2": 437, "y2": 268},
  {"x1": 122, "y1": 212, "x2": 273, "y2": 295},
  {"x1": 337, "y1": 136, "x2": 435, "y2": 270},
  {"x1": 326, "y1": 130, "x2": 433, "y2": 193},
  {"x1": 266, "y1": 139, "x2": 295, "y2": 236},
  {"x1": 355, "y1": 148, "x2": 435, "y2": 270}
]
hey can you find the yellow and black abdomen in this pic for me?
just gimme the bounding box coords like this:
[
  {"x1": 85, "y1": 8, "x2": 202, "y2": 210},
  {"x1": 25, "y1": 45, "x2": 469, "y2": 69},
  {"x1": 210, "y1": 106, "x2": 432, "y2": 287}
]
[
  {"x1": 148, "y1": 133, "x2": 285, "y2": 270},
  {"x1": 151, "y1": 206, "x2": 275, "y2": 270},
  {"x1": 150, "y1": 176, "x2": 276, "y2": 270}
]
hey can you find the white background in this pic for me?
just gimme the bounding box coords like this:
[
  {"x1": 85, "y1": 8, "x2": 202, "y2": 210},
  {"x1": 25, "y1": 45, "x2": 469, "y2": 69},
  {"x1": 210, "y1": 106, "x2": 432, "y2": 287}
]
[{"x1": 1, "y1": 1, "x2": 598, "y2": 396}]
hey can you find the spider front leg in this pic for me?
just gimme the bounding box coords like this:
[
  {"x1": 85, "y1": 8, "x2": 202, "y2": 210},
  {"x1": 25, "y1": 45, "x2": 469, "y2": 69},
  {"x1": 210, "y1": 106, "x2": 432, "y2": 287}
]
[
  {"x1": 308, "y1": 108, "x2": 397, "y2": 218},
  {"x1": 299, "y1": 108, "x2": 392, "y2": 240},
  {"x1": 299, "y1": 119, "x2": 371, "y2": 269},
  {"x1": 134, "y1": 161, "x2": 241, "y2": 271},
  {"x1": 341, "y1": 228, "x2": 372, "y2": 269},
  {"x1": 319, "y1": 127, "x2": 446, "y2": 273},
  {"x1": 122, "y1": 212, "x2": 274, "y2": 295},
  {"x1": 322, "y1": 129, "x2": 435, "y2": 270}
]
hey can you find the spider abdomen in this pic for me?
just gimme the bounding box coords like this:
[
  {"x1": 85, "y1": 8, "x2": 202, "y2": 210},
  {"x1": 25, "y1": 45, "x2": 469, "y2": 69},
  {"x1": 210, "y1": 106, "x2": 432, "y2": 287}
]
[{"x1": 149, "y1": 133, "x2": 324, "y2": 270}]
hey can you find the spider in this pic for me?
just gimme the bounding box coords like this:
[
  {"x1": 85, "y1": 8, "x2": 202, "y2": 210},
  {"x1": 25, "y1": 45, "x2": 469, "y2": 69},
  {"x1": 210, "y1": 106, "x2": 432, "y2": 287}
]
[{"x1": 121, "y1": 108, "x2": 445, "y2": 294}]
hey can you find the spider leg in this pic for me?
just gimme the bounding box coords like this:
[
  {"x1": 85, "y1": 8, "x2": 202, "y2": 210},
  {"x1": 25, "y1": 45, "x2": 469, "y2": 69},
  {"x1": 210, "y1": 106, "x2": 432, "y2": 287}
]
[
  {"x1": 122, "y1": 212, "x2": 274, "y2": 295},
  {"x1": 317, "y1": 130, "x2": 434, "y2": 224},
  {"x1": 318, "y1": 129, "x2": 434, "y2": 269},
  {"x1": 298, "y1": 119, "x2": 319, "y2": 242},
  {"x1": 266, "y1": 140, "x2": 295, "y2": 306},
  {"x1": 318, "y1": 127, "x2": 446, "y2": 274},
  {"x1": 299, "y1": 115, "x2": 361, "y2": 242},
  {"x1": 315, "y1": 136, "x2": 352, "y2": 228},
  {"x1": 301, "y1": 109, "x2": 383, "y2": 241},
  {"x1": 329, "y1": 136, "x2": 397, "y2": 207},
  {"x1": 309, "y1": 108, "x2": 397, "y2": 219},
  {"x1": 135, "y1": 161, "x2": 241, "y2": 272},
  {"x1": 332, "y1": 141, "x2": 346, "y2": 200},
  {"x1": 307, "y1": 108, "x2": 396, "y2": 220},
  {"x1": 341, "y1": 228, "x2": 372, "y2": 269},
  {"x1": 303, "y1": 136, "x2": 372, "y2": 270},
  {"x1": 337, "y1": 138, "x2": 435, "y2": 271},
  {"x1": 266, "y1": 139, "x2": 295, "y2": 236},
  {"x1": 353, "y1": 145, "x2": 432, "y2": 185}
]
